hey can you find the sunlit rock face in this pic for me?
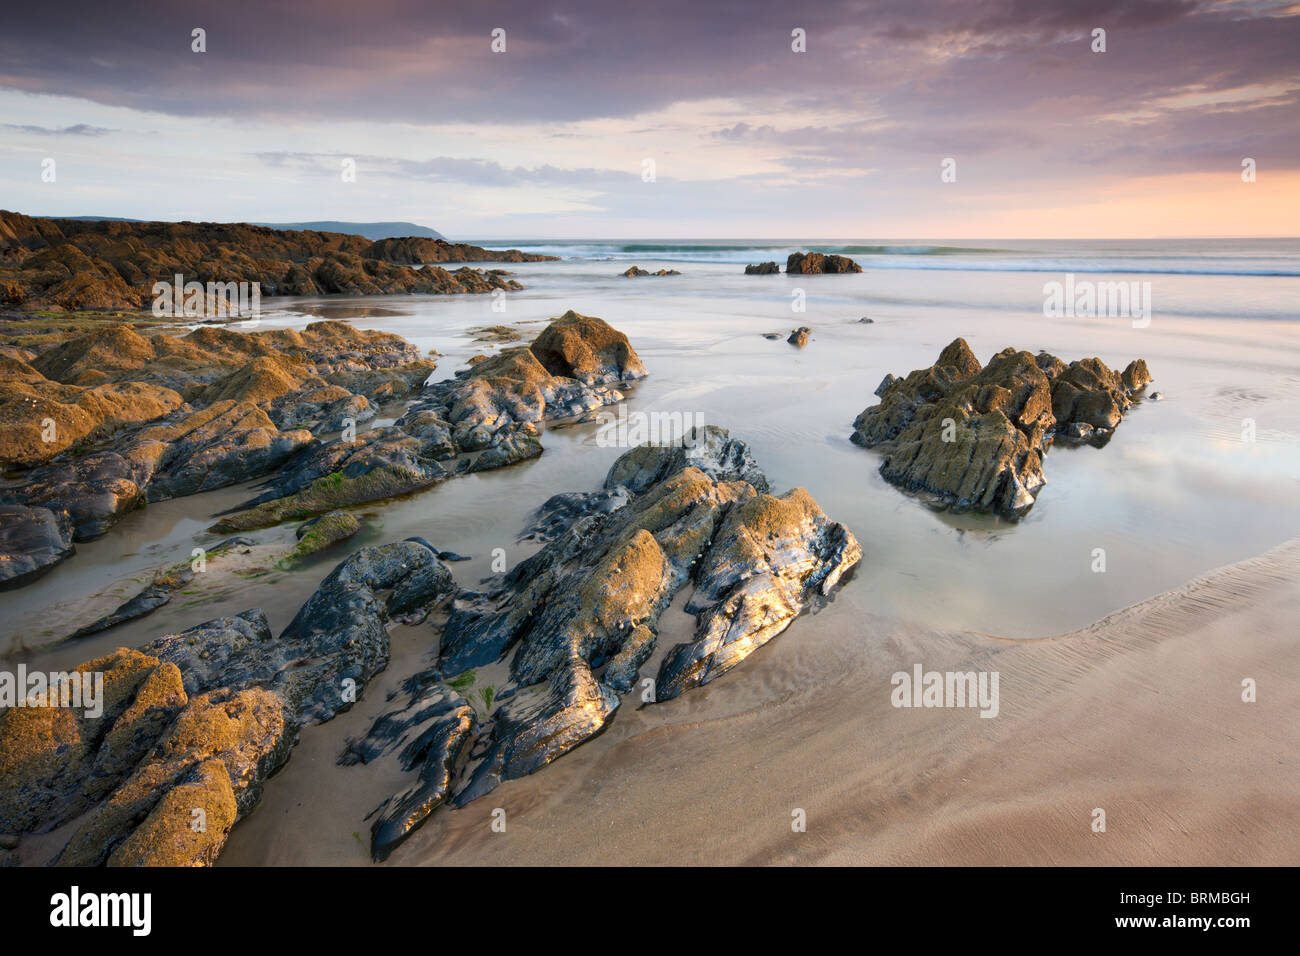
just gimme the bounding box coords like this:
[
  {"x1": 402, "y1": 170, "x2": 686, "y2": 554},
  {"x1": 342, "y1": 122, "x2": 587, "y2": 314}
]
[
  {"x1": 350, "y1": 425, "x2": 861, "y2": 862},
  {"x1": 851, "y1": 337, "x2": 1152, "y2": 519}
]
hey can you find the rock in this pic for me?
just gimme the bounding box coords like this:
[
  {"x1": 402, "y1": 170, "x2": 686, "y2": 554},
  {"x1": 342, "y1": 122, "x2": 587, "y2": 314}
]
[
  {"x1": 0, "y1": 504, "x2": 74, "y2": 589},
  {"x1": 786, "y1": 252, "x2": 863, "y2": 274},
  {"x1": 745, "y1": 262, "x2": 780, "y2": 275},
  {"x1": 55, "y1": 687, "x2": 292, "y2": 867},
  {"x1": 604, "y1": 424, "x2": 770, "y2": 495},
  {"x1": 68, "y1": 565, "x2": 195, "y2": 640},
  {"x1": 1149, "y1": 391, "x2": 1164, "y2": 401},
  {"x1": 360, "y1": 236, "x2": 557, "y2": 264},
  {"x1": 656, "y1": 488, "x2": 861, "y2": 700},
  {"x1": 762, "y1": 332, "x2": 781, "y2": 340},
  {"x1": 0, "y1": 372, "x2": 183, "y2": 466},
  {"x1": 346, "y1": 427, "x2": 858, "y2": 859},
  {"x1": 2, "y1": 314, "x2": 645, "y2": 571},
  {"x1": 338, "y1": 677, "x2": 475, "y2": 861},
  {"x1": 284, "y1": 510, "x2": 362, "y2": 562},
  {"x1": 468, "y1": 425, "x2": 542, "y2": 472},
  {"x1": 149, "y1": 542, "x2": 452, "y2": 722},
  {"x1": 209, "y1": 428, "x2": 447, "y2": 532},
  {"x1": 859, "y1": 316, "x2": 874, "y2": 323},
  {"x1": 0, "y1": 538, "x2": 454, "y2": 865},
  {"x1": 0, "y1": 212, "x2": 535, "y2": 312},
  {"x1": 619, "y1": 266, "x2": 679, "y2": 277},
  {"x1": 0, "y1": 321, "x2": 443, "y2": 583},
  {"x1": 529, "y1": 309, "x2": 648, "y2": 385},
  {"x1": 0, "y1": 648, "x2": 187, "y2": 835},
  {"x1": 788, "y1": 327, "x2": 812, "y2": 347},
  {"x1": 851, "y1": 338, "x2": 1152, "y2": 518}
]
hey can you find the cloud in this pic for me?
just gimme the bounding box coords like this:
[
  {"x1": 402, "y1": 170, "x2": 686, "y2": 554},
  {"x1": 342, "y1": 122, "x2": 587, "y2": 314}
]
[
  {"x1": 0, "y1": 0, "x2": 1295, "y2": 234},
  {"x1": 3, "y1": 122, "x2": 113, "y2": 135}
]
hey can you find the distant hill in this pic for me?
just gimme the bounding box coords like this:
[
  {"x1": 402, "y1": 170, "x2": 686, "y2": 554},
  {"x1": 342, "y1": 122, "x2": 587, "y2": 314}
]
[{"x1": 58, "y1": 217, "x2": 445, "y2": 241}]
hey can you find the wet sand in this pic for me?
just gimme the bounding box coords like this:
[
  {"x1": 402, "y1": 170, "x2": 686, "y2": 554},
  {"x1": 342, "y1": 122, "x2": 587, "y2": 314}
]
[{"x1": 218, "y1": 536, "x2": 1300, "y2": 866}]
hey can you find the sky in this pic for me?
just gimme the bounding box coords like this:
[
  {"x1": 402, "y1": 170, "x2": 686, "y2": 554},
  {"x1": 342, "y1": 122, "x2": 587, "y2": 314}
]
[{"x1": 1, "y1": 0, "x2": 1297, "y2": 239}]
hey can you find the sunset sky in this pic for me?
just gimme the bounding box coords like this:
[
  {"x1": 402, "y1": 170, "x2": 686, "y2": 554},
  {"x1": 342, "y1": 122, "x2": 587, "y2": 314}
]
[{"x1": 1, "y1": 0, "x2": 1297, "y2": 239}]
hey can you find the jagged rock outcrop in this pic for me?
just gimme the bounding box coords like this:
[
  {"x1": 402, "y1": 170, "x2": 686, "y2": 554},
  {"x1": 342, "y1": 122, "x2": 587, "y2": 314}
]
[
  {"x1": 0, "y1": 539, "x2": 456, "y2": 865},
  {"x1": 745, "y1": 261, "x2": 780, "y2": 275},
  {"x1": 0, "y1": 211, "x2": 535, "y2": 312},
  {"x1": 788, "y1": 326, "x2": 812, "y2": 347},
  {"x1": 786, "y1": 252, "x2": 862, "y2": 274},
  {"x1": 851, "y1": 337, "x2": 1153, "y2": 518},
  {"x1": 346, "y1": 426, "x2": 859, "y2": 860}
]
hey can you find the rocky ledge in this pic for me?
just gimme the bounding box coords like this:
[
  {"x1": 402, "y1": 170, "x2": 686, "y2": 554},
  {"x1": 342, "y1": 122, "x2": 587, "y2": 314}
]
[
  {"x1": 209, "y1": 310, "x2": 647, "y2": 533},
  {"x1": 0, "y1": 311, "x2": 645, "y2": 590},
  {"x1": 0, "y1": 211, "x2": 543, "y2": 312},
  {"x1": 344, "y1": 425, "x2": 860, "y2": 861},
  {"x1": 850, "y1": 337, "x2": 1152, "y2": 519},
  {"x1": 0, "y1": 320, "x2": 435, "y2": 586},
  {"x1": 0, "y1": 539, "x2": 456, "y2": 865}
]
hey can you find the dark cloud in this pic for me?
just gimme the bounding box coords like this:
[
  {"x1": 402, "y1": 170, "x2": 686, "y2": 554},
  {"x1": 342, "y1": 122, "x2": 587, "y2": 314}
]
[
  {"x1": 1, "y1": 0, "x2": 1294, "y2": 127},
  {"x1": 1, "y1": 0, "x2": 1296, "y2": 227}
]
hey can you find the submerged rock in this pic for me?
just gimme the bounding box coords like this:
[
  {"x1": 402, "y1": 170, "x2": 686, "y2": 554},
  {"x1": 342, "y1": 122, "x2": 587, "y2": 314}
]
[
  {"x1": 745, "y1": 261, "x2": 780, "y2": 275},
  {"x1": 851, "y1": 337, "x2": 1152, "y2": 518},
  {"x1": 346, "y1": 426, "x2": 859, "y2": 860}
]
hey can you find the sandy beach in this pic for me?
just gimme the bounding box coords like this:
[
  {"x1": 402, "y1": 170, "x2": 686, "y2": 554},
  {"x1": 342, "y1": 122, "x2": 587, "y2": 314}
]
[{"x1": 207, "y1": 531, "x2": 1297, "y2": 867}]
